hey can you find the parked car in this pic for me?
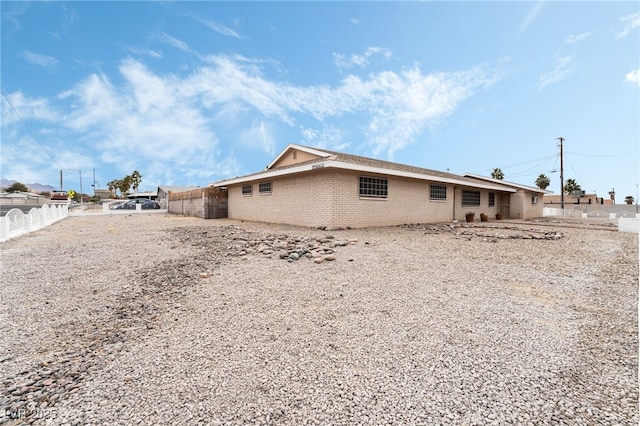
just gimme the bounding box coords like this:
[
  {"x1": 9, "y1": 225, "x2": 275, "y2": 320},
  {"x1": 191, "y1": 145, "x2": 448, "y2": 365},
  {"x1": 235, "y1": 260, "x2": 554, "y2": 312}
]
[
  {"x1": 115, "y1": 200, "x2": 160, "y2": 210},
  {"x1": 50, "y1": 191, "x2": 68, "y2": 201}
]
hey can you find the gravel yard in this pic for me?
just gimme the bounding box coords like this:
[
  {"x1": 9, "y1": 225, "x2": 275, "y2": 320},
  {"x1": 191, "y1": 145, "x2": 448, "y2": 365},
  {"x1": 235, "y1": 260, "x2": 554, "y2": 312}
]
[{"x1": 1, "y1": 214, "x2": 637, "y2": 425}]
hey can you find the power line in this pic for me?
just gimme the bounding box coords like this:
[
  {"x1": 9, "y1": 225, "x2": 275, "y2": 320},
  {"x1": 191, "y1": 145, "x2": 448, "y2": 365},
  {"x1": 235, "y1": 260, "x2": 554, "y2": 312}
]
[
  {"x1": 565, "y1": 151, "x2": 627, "y2": 158},
  {"x1": 1, "y1": 89, "x2": 63, "y2": 170}
]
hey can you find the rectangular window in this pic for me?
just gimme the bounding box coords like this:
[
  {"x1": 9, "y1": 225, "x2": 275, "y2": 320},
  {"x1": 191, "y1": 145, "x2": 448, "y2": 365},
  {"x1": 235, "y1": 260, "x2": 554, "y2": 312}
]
[
  {"x1": 359, "y1": 176, "x2": 388, "y2": 198},
  {"x1": 531, "y1": 195, "x2": 538, "y2": 205},
  {"x1": 488, "y1": 192, "x2": 495, "y2": 207},
  {"x1": 462, "y1": 190, "x2": 481, "y2": 207},
  {"x1": 259, "y1": 182, "x2": 272, "y2": 194},
  {"x1": 242, "y1": 185, "x2": 252, "y2": 196},
  {"x1": 430, "y1": 184, "x2": 447, "y2": 201}
]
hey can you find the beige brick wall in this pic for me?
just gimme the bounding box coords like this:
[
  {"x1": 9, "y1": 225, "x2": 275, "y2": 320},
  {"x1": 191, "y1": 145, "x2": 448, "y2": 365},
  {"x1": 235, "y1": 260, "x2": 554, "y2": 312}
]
[
  {"x1": 227, "y1": 171, "x2": 543, "y2": 226},
  {"x1": 454, "y1": 187, "x2": 501, "y2": 221},
  {"x1": 228, "y1": 170, "x2": 460, "y2": 228},
  {"x1": 228, "y1": 171, "x2": 333, "y2": 228}
]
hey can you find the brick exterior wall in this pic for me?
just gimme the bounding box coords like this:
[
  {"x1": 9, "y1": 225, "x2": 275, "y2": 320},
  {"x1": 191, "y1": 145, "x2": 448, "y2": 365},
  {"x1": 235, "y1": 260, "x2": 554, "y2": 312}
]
[{"x1": 227, "y1": 169, "x2": 527, "y2": 228}]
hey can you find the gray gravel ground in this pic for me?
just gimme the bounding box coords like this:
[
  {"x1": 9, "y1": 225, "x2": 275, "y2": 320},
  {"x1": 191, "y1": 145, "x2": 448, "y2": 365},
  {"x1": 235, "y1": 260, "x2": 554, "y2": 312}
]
[{"x1": 0, "y1": 214, "x2": 637, "y2": 425}]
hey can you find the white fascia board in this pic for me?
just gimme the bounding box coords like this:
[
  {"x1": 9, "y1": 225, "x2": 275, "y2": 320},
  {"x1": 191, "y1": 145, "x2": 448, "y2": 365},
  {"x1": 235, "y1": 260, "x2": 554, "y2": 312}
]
[
  {"x1": 266, "y1": 143, "x2": 332, "y2": 170},
  {"x1": 212, "y1": 162, "x2": 320, "y2": 187},
  {"x1": 213, "y1": 160, "x2": 517, "y2": 192},
  {"x1": 326, "y1": 161, "x2": 517, "y2": 192}
]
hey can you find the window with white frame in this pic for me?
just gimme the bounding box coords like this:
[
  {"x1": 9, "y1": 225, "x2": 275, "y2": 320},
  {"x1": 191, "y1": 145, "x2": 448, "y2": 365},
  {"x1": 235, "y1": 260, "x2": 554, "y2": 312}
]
[
  {"x1": 488, "y1": 192, "x2": 495, "y2": 207},
  {"x1": 259, "y1": 182, "x2": 272, "y2": 194},
  {"x1": 462, "y1": 190, "x2": 481, "y2": 207},
  {"x1": 242, "y1": 185, "x2": 252, "y2": 196},
  {"x1": 359, "y1": 176, "x2": 388, "y2": 198},
  {"x1": 531, "y1": 195, "x2": 538, "y2": 205},
  {"x1": 430, "y1": 184, "x2": 447, "y2": 201}
]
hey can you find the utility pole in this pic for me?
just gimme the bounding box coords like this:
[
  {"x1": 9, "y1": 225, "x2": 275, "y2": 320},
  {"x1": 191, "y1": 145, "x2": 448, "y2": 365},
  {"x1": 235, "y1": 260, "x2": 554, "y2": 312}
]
[{"x1": 557, "y1": 137, "x2": 564, "y2": 212}]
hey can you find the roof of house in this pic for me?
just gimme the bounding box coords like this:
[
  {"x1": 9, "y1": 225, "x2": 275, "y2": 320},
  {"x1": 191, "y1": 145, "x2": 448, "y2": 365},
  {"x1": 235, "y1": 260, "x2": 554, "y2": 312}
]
[
  {"x1": 0, "y1": 191, "x2": 46, "y2": 199},
  {"x1": 212, "y1": 144, "x2": 539, "y2": 193},
  {"x1": 463, "y1": 173, "x2": 552, "y2": 194}
]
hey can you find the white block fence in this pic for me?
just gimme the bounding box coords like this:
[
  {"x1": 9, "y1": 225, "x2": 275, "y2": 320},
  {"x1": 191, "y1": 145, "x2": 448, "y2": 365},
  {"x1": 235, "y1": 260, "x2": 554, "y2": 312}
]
[
  {"x1": 543, "y1": 207, "x2": 640, "y2": 234},
  {"x1": 0, "y1": 204, "x2": 69, "y2": 242}
]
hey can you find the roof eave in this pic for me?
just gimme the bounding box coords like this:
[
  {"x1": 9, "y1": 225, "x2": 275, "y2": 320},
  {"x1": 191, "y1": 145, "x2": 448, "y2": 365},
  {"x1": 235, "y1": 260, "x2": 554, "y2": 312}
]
[
  {"x1": 463, "y1": 173, "x2": 553, "y2": 194},
  {"x1": 213, "y1": 160, "x2": 517, "y2": 192}
]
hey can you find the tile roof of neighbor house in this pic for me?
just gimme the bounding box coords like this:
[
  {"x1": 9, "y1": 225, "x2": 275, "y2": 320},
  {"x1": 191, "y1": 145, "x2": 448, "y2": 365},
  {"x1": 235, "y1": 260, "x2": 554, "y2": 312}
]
[{"x1": 212, "y1": 143, "x2": 525, "y2": 193}]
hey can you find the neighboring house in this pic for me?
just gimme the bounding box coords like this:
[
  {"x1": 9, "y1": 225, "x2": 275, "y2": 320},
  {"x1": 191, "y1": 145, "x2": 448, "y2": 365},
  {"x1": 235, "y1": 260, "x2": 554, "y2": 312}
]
[
  {"x1": 0, "y1": 191, "x2": 48, "y2": 205},
  {"x1": 211, "y1": 144, "x2": 549, "y2": 228},
  {"x1": 157, "y1": 185, "x2": 200, "y2": 209},
  {"x1": 94, "y1": 189, "x2": 113, "y2": 200},
  {"x1": 127, "y1": 190, "x2": 157, "y2": 200},
  {"x1": 544, "y1": 193, "x2": 605, "y2": 206}
]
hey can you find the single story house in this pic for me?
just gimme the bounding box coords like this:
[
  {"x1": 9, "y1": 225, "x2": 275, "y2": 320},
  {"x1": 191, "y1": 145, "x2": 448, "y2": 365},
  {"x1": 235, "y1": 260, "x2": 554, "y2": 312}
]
[{"x1": 212, "y1": 144, "x2": 550, "y2": 228}]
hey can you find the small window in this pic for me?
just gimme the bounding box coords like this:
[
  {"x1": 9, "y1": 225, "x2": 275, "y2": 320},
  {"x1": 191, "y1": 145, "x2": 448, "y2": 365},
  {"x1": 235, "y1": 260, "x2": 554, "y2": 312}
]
[
  {"x1": 488, "y1": 193, "x2": 495, "y2": 207},
  {"x1": 532, "y1": 195, "x2": 538, "y2": 205},
  {"x1": 430, "y1": 184, "x2": 447, "y2": 201},
  {"x1": 242, "y1": 185, "x2": 252, "y2": 196},
  {"x1": 359, "y1": 176, "x2": 387, "y2": 198},
  {"x1": 462, "y1": 190, "x2": 481, "y2": 207},
  {"x1": 259, "y1": 182, "x2": 272, "y2": 194},
  {"x1": 292, "y1": 150, "x2": 297, "y2": 160}
]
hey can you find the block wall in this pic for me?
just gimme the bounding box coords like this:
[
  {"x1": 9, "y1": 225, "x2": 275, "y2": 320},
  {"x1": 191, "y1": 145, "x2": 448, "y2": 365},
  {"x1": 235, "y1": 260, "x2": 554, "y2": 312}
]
[{"x1": 227, "y1": 171, "x2": 457, "y2": 228}]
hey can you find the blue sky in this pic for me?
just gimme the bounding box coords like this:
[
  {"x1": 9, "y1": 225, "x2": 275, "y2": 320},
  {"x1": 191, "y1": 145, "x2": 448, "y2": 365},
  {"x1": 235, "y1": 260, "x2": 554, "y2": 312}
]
[{"x1": 2, "y1": 1, "x2": 639, "y2": 201}]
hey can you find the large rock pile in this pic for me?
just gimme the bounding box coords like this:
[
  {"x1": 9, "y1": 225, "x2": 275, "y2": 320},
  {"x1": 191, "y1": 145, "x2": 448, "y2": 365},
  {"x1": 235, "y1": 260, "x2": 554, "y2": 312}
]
[
  {"x1": 226, "y1": 233, "x2": 359, "y2": 263},
  {"x1": 400, "y1": 222, "x2": 564, "y2": 241}
]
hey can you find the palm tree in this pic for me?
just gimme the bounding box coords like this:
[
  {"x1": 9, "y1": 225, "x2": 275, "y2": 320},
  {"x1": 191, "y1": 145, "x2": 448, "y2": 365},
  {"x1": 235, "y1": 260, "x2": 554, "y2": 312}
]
[
  {"x1": 119, "y1": 176, "x2": 132, "y2": 196},
  {"x1": 624, "y1": 195, "x2": 634, "y2": 205},
  {"x1": 563, "y1": 178, "x2": 581, "y2": 195},
  {"x1": 107, "y1": 180, "x2": 116, "y2": 196},
  {"x1": 491, "y1": 168, "x2": 504, "y2": 180},
  {"x1": 131, "y1": 170, "x2": 142, "y2": 193},
  {"x1": 608, "y1": 189, "x2": 615, "y2": 204},
  {"x1": 535, "y1": 174, "x2": 550, "y2": 190}
]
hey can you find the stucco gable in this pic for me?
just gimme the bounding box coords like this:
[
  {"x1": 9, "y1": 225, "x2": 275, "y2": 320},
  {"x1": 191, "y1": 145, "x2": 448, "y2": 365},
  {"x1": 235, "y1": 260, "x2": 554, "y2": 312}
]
[{"x1": 267, "y1": 144, "x2": 333, "y2": 170}]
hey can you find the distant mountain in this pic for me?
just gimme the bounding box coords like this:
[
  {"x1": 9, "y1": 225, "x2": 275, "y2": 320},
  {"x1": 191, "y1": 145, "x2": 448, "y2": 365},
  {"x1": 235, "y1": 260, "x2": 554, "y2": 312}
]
[{"x1": 0, "y1": 179, "x2": 57, "y2": 193}]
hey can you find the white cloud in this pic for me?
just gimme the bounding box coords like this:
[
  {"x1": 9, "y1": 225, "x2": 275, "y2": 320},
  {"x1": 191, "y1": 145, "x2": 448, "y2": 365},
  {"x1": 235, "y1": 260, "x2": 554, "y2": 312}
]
[
  {"x1": 350, "y1": 18, "x2": 360, "y2": 25},
  {"x1": 238, "y1": 120, "x2": 275, "y2": 156},
  {"x1": 300, "y1": 125, "x2": 349, "y2": 151},
  {"x1": 22, "y1": 51, "x2": 59, "y2": 69},
  {"x1": 564, "y1": 32, "x2": 590, "y2": 44},
  {"x1": 198, "y1": 18, "x2": 245, "y2": 39},
  {"x1": 157, "y1": 32, "x2": 192, "y2": 53},
  {"x1": 517, "y1": 1, "x2": 544, "y2": 35},
  {"x1": 616, "y1": 12, "x2": 640, "y2": 39},
  {"x1": 127, "y1": 47, "x2": 162, "y2": 59},
  {"x1": 2, "y1": 91, "x2": 58, "y2": 126},
  {"x1": 57, "y1": 59, "x2": 221, "y2": 181},
  {"x1": 333, "y1": 46, "x2": 392, "y2": 69},
  {"x1": 538, "y1": 55, "x2": 573, "y2": 89},
  {"x1": 4, "y1": 54, "x2": 500, "y2": 185},
  {"x1": 625, "y1": 68, "x2": 640, "y2": 86}
]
